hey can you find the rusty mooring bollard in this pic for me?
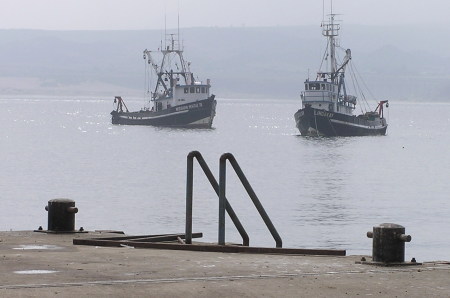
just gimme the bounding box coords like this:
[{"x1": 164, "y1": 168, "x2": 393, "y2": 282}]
[
  {"x1": 45, "y1": 198, "x2": 78, "y2": 232},
  {"x1": 367, "y1": 223, "x2": 411, "y2": 263}
]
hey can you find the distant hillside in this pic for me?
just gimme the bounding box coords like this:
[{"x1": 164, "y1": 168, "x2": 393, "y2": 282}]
[{"x1": 0, "y1": 25, "x2": 449, "y2": 101}]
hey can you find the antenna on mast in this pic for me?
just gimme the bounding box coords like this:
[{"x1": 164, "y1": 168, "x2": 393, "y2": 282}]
[
  {"x1": 178, "y1": 3, "x2": 180, "y2": 50},
  {"x1": 164, "y1": 5, "x2": 167, "y2": 49},
  {"x1": 322, "y1": 0, "x2": 325, "y2": 24},
  {"x1": 178, "y1": 0, "x2": 180, "y2": 36}
]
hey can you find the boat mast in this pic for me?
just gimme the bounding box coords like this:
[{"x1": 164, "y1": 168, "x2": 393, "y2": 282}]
[
  {"x1": 144, "y1": 32, "x2": 192, "y2": 99},
  {"x1": 322, "y1": 13, "x2": 339, "y2": 82},
  {"x1": 142, "y1": 8, "x2": 196, "y2": 103}
]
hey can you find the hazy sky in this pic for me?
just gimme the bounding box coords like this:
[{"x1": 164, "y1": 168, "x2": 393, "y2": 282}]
[{"x1": 1, "y1": 0, "x2": 449, "y2": 30}]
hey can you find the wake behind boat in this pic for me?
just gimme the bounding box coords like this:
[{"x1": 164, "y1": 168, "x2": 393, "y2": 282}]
[
  {"x1": 294, "y1": 8, "x2": 388, "y2": 136},
  {"x1": 111, "y1": 34, "x2": 216, "y2": 128}
]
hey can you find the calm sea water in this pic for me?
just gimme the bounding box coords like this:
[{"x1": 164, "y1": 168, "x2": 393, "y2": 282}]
[{"x1": 1, "y1": 96, "x2": 449, "y2": 262}]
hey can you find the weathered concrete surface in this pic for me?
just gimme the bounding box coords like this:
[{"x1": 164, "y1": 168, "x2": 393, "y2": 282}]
[{"x1": 1, "y1": 231, "x2": 449, "y2": 297}]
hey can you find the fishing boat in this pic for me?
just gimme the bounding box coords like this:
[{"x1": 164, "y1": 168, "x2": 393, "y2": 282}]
[
  {"x1": 111, "y1": 34, "x2": 216, "y2": 128},
  {"x1": 294, "y1": 10, "x2": 388, "y2": 136}
]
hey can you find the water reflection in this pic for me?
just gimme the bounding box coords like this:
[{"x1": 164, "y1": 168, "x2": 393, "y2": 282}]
[{"x1": 294, "y1": 136, "x2": 355, "y2": 229}]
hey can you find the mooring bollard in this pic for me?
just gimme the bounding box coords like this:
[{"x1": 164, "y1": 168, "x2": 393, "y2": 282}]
[
  {"x1": 367, "y1": 223, "x2": 411, "y2": 263},
  {"x1": 45, "y1": 198, "x2": 78, "y2": 232}
]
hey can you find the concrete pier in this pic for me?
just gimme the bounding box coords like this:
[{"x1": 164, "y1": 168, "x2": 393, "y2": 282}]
[{"x1": 1, "y1": 231, "x2": 449, "y2": 297}]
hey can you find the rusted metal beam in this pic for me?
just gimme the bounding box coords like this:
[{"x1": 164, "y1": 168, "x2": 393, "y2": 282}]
[
  {"x1": 74, "y1": 235, "x2": 345, "y2": 256},
  {"x1": 73, "y1": 233, "x2": 202, "y2": 245}
]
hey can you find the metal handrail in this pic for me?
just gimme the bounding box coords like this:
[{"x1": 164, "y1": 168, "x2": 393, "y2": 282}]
[
  {"x1": 185, "y1": 151, "x2": 249, "y2": 246},
  {"x1": 219, "y1": 153, "x2": 282, "y2": 248}
]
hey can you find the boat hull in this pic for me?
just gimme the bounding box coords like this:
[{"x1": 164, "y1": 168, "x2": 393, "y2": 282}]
[
  {"x1": 111, "y1": 96, "x2": 216, "y2": 128},
  {"x1": 294, "y1": 106, "x2": 387, "y2": 136}
]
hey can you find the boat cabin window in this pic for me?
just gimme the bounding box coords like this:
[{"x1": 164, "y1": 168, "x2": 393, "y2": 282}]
[
  {"x1": 190, "y1": 87, "x2": 195, "y2": 93},
  {"x1": 201, "y1": 87, "x2": 206, "y2": 93},
  {"x1": 309, "y1": 83, "x2": 320, "y2": 90},
  {"x1": 196, "y1": 87, "x2": 201, "y2": 93},
  {"x1": 305, "y1": 84, "x2": 309, "y2": 90},
  {"x1": 184, "y1": 88, "x2": 189, "y2": 93},
  {"x1": 321, "y1": 84, "x2": 325, "y2": 90}
]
